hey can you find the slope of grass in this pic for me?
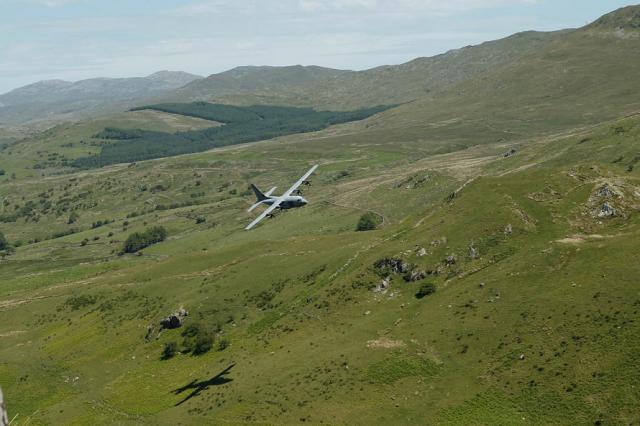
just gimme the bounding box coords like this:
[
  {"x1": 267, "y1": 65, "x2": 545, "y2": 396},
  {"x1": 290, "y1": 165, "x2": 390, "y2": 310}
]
[{"x1": 1, "y1": 110, "x2": 639, "y2": 424}]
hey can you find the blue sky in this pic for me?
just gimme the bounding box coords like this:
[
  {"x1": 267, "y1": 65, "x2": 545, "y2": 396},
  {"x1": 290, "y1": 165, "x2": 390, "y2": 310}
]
[{"x1": 0, "y1": 0, "x2": 635, "y2": 93}]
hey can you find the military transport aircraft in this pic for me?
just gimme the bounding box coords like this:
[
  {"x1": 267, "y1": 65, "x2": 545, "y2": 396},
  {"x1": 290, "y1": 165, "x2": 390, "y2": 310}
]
[{"x1": 245, "y1": 165, "x2": 318, "y2": 230}]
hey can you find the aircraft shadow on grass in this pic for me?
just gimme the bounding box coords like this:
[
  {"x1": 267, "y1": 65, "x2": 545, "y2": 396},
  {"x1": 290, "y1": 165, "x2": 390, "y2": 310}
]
[{"x1": 172, "y1": 363, "x2": 236, "y2": 406}]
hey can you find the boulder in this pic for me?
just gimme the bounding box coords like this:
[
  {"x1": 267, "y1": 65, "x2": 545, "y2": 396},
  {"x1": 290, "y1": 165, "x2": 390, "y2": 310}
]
[
  {"x1": 503, "y1": 148, "x2": 517, "y2": 158},
  {"x1": 468, "y1": 245, "x2": 479, "y2": 259},
  {"x1": 374, "y1": 258, "x2": 411, "y2": 274},
  {"x1": 404, "y1": 270, "x2": 427, "y2": 282},
  {"x1": 416, "y1": 247, "x2": 427, "y2": 257},
  {"x1": 597, "y1": 202, "x2": 615, "y2": 218},
  {"x1": 444, "y1": 255, "x2": 457, "y2": 266},
  {"x1": 159, "y1": 308, "x2": 189, "y2": 330},
  {"x1": 374, "y1": 277, "x2": 391, "y2": 293},
  {"x1": 504, "y1": 224, "x2": 513, "y2": 235},
  {"x1": 160, "y1": 315, "x2": 182, "y2": 329},
  {"x1": 595, "y1": 184, "x2": 616, "y2": 198}
]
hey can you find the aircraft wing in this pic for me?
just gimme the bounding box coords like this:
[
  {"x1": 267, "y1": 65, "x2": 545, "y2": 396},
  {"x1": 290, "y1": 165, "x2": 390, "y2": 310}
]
[
  {"x1": 282, "y1": 165, "x2": 318, "y2": 197},
  {"x1": 245, "y1": 199, "x2": 282, "y2": 230}
]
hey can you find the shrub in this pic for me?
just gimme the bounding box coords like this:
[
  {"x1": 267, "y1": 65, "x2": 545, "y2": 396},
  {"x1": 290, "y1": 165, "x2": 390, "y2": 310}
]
[
  {"x1": 181, "y1": 322, "x2": 216, "y2": 356},
  {"x1": 122, "y1": 226, "x2": 167, "y2": 253},
  {"x1": 67, "y1": 211, "x2": 79, "y2": 224},
  {"x1": 65, "y1": 294, "x2": 97, "y2": 310},
  {"x1": 0, "y1": 231, "x2": 9, "y2": 251},
  {"x1": 415, "y1": 283, "x2": 436, "y2": 299},
  {"x1": 217, "y1": 338, "x2": 229, "y2": 351},
  {"x1": 161, "y1": 341, "x2": 178, "y2": 360},
  {"x1": 356, "y1": 212, "x2": 382, "y2": 231},
  {"x1": 193, "y1": 335, "x2": 214, "y2": 355}
]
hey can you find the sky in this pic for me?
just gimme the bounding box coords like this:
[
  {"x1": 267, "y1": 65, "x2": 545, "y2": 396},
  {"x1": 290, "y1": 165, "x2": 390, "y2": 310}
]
[{"x1": 0, "y1": 0, "x2": 635, "y2": 93}]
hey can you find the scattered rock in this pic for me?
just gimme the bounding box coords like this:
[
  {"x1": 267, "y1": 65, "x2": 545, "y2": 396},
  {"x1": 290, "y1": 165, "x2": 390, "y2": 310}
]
[
  {"x1": 404, "y1": 269, "x2": 427, "y2": 282},
  {"x1": 374, "y1": 258, "x2": 411, "y2": 275},
  {"x1": 504, "y1": 224, "x2": 513, "y2": 235},
  {"x1": 503, "y1": 148, "x2": 517, "y2": 158},
  {"x1": 144, "y1": 325, "x2": 155, "y2": 341},
  {"x1": 597, "y1": 202, "x2": 615, "y2": 218},
  {"x1": 595, "y1": 184, "x2": 617, "y2": 198},
  {"x1": 444, "y1": 255, "x2": 457, "y2": 266},
  {"x1": 416, "y1": 247, "x2": 427, "y2": 257},
  {"x1": 366, "y1": 338, "x2": 405, "y2": 349},
  {"x1": 468, "y1": 245, "x2": 479, "y2": 259},
  {"x1": 374, "y1": 277, "x2": 391, "y2": 293}
]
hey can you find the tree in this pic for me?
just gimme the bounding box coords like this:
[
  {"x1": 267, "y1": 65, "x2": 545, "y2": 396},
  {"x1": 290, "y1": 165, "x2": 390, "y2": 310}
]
[
  {"x1": 356, "y1": 212, "x2": 382, "y2": 231},
  {"x1": 122, "y1": 226, "x2": 167, "y2": 253}
]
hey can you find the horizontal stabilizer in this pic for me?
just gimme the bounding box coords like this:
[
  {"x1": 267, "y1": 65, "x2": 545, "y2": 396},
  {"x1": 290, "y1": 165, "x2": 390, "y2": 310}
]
[{"x1": 247, "y1": 201, "x2": 264, "y2": 213}]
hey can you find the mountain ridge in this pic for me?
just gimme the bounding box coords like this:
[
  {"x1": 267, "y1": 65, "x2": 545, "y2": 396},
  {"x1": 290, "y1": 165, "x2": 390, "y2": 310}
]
[{"x1": 0, "y1": 71, "x2": 203, "y2": 126}]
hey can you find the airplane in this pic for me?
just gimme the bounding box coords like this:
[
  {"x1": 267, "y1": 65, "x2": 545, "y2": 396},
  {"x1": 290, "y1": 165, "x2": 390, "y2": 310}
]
[{"x1": 245, "y1": 165, "x2": 318, "y2": 230}]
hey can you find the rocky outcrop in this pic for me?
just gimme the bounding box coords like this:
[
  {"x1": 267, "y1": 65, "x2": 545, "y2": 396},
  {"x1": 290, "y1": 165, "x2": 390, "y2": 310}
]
[
  {"x1": 160, "y1": 308, "x2": 189, "y2": 330},
  {"x1": 403, "y1": 269, "x2": 427, "y2": 282},
  {"x1": 374, "y1": 258, "x2": 411, "y2": 275},
  {"x1": 595, "y1": 184, "x2": 618, "y2": 198},
  {"x1": 597, "y1": 202, "x2": 616, "y2": 218},
  {"x1": 503, "y1": 148, "x2": 517, "y2": 158}
]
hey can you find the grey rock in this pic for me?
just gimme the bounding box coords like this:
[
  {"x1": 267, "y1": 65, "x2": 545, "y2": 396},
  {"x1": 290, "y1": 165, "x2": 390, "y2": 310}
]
[
  {"x1": 503, "y1": 148, "x2": 517, "y2": 158},
  {"x1": 597, "y1": 202, "x2": 616, "y2": 218},
  {"x1": 159, "y1": 308, "x2": 189, "y2": 330},
  {"x1": 468, "y1": 245, "x2": 479, "y2": 259},
  {"x1": 595, "y1": 184, "x2": 617, "y2": 198},
  {"x1": 404, "y1": 270, "x2": 427, "y2": 282},
  {"x1": 444, "y1": 255, "x2": 457, "y2": 266},
  {"x1": 374, "y1": 258, "x2": 412, "y2": 274}
]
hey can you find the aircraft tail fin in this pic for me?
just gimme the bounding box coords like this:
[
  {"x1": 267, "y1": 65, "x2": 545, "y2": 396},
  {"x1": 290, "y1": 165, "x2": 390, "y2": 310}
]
[{"x1": 250, "y1": 184, "x2": 268, "y2": 202}]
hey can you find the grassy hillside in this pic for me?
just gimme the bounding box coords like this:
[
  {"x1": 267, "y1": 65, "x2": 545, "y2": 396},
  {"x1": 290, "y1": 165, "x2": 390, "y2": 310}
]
[
  {"x1": 1, "y1": 107, "x2": 640, "y2": 424},
  {"x1": 2, "y1": 5, "x2": 640, "y2": 425}
]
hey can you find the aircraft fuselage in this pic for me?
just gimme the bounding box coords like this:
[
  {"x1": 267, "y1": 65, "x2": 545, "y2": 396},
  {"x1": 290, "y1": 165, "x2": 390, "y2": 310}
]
[{"x1": 262, "y1": 195, "x2": 308, "y2": 209}]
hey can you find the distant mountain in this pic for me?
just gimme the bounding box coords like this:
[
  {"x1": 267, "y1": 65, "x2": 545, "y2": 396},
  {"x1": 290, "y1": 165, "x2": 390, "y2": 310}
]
[
  {"x1": 165, "y1": 31, "x2": 564, "y2": 110},
  {"x1": 165, "y1": 65, "x2": 351, "y2": 103},
  {"x1": 373, "y1": 5, "x2": 640, "y2": 143},
  {"x1": 0, "y1": 71, "x2": 202, "y2": 125}
]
